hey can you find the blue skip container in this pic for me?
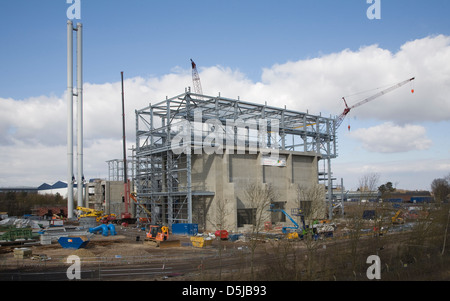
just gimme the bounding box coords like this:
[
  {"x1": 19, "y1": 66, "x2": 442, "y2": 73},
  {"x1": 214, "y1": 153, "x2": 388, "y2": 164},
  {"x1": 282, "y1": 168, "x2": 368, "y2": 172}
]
[
  {"x1": 171, "y1": 223, "x2": 198, "y2": 236},
  {"x1": 228, "y1": 233, "x2": 243, "y2": 242},
  {"x1": 58, "y1": 236, "x2": 90, "y2": 249}
]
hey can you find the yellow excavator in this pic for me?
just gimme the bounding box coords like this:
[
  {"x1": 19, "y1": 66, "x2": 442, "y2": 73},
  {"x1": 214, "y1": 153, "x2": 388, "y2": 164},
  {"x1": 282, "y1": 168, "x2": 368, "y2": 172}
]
[
  {"x1": 76, "y1": 206, "x2": 116, "y2": 223},
  {"x1": 392, "y1": 210, "x2": 405, "y2": 224},
  {"x1": 76, "y1": 206, "x2": 103, "y2": 219}
]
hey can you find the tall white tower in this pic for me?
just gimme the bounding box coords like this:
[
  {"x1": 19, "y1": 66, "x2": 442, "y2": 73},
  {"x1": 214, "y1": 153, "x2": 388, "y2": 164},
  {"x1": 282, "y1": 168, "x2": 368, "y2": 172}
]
[{"x1": 67, "y1": 21, "x2": 84, "y2": 218}]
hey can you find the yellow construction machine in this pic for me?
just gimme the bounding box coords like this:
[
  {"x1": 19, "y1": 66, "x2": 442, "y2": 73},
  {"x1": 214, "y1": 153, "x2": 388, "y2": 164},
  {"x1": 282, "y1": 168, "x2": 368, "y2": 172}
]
[
  {"x1": 392, "y1": 210, "x2": 405, "y2": 224},
  {"x1": 144, "y1": 225, "x2": 180, "y2": 248},
  {"x1": 97, "y1": 213, "x2": 117, "y2": 223},
  {"x1": 76, "y1": 206, "x2": 103, "y2": 219}
]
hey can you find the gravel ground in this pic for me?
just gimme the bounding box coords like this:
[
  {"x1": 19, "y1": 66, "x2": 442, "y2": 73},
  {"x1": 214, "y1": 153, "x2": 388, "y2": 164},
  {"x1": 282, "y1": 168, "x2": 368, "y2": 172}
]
[{"x1": 0, "y1": 226, "x2": 224, "y2": 270}]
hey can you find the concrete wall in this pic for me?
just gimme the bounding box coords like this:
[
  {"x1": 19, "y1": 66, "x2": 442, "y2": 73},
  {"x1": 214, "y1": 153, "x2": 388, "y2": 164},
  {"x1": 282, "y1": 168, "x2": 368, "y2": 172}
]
[
  {"x1": 98, "y1": 180, "x2": 135, "y2": 217},
  {"x1": 189, "y1": 149, "x2": 321, "y2": 231}
]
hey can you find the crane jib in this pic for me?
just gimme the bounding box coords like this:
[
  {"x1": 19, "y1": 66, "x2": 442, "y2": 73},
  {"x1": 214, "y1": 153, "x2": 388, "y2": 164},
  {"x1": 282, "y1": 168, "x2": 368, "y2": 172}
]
[
  {"x1": 350, "y1": 77, "x2": 415, "y2": 109},
  {"x1": 336, "y1": 77, "x2": 415, "y2": 129}
]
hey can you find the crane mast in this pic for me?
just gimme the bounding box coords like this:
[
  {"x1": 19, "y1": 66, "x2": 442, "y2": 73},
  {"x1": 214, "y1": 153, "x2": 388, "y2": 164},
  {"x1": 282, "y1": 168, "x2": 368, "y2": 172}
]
[
  {"x1": 336, "y1": 77, "x2": 415, "y2": 129},
  {"x1": 190, "y1": 59, "x2": 203, "y2": 95},
  {"x1": 120, "y1": 71, "x2": 131, "y2": 221}
]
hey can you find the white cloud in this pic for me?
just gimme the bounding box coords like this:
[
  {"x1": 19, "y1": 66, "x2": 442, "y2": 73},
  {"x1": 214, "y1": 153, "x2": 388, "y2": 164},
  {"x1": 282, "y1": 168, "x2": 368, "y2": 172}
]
[
  {"x1": 344, "y1": 159, "x2": 438, "y2": 175},
  {"x1": 242, "y1": 35, "x2": 450, "y2": 123},
  {"x1": 0, "y1": 141, "x2": 66, "y2": 187},
  {"x1": 0, "y1": 95, "x2": 66, "y2": 146},
  {"x1": 1, "y1": 35, "x2": 450, "y2": 187},
  {"x1": 334, "y1": 157, "x2": 450, "y2": 191},
  {"x1": 349, "y1": 122, "x2": 432, "y2": 153}
]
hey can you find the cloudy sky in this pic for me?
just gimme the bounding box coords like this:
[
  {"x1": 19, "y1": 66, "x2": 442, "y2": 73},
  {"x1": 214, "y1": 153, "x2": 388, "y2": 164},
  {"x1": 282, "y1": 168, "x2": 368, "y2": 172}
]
[{"x1": 1, "y1": 0, "x2": 449, "y2": 191}]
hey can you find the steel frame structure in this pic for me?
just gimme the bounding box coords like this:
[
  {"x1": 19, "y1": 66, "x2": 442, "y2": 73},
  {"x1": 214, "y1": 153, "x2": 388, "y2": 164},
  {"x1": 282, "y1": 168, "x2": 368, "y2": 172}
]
[
  {"x1": 106, "y1": 158, "x2": 135, "y2": 182},
  {"x1": 134, "y1": 90, "x2": 338, "y2": 226}
]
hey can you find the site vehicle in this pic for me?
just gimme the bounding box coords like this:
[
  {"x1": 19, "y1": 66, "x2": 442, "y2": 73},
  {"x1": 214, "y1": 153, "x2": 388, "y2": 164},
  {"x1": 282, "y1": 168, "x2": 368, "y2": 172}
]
[
  {"x1": 98, "y1": 213, "x2": 116, "y2": 224},
  {"x1": 392, "y1": 210, "x2": 405, "y2": 224},
  {"x1": 146, "y1": 225, "x2": 169, "y2": 241},
  {"x1": 268, "y1": 204, "x2": 304, "y2": 234},
  {"x1": 268, "y1": 204, "x2": 335, "y2": 239},
  {"x1": 144, "y1": 225, "x2": 180, "y2": 248},
  {"x1": 268, "y1": 204, "x2": 309, "y2": 239},
  {"x1": 76, "y1": 206, "x2": 103, "y2": 219},
  {"x1": 76, "y1": 207, "x2": 118, "y2": 224}
]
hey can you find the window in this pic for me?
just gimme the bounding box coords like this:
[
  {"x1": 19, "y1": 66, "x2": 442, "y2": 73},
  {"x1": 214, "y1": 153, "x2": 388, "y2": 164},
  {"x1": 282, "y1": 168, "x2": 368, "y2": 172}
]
[{"x1": 237, "y1": 208, "x2": 256, "y2": 227}]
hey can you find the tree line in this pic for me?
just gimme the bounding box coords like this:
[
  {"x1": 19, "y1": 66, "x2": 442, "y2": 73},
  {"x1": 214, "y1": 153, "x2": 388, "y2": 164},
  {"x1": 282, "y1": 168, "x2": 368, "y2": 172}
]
[{"x1": 0, "y1": 192, "x2": 66, "y2": 217}]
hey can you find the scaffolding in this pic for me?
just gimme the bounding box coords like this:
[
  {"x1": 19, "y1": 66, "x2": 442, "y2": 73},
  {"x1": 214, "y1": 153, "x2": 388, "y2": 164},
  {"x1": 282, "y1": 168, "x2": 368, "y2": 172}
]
[
  {"x1": 106, "y1": 156, "x2": 136, "y2": 182},
  {"x1": 134, "y1": 90, "x2": 338, "y2": 226}
]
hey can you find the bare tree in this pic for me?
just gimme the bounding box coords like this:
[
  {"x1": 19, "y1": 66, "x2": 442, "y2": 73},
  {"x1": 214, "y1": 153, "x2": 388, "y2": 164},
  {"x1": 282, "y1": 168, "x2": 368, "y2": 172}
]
[
  {"x1": 431, "y1": 176, "x2": 450, "y2": 204},
  {"x1": 243, "y1": 181, "x2": 277, "y2": 279},
  {"x1": 244, "y1": 182, "x2": 276, "y2": 233},
  {"x1": 358, "y1": 172, "x2": 380, "y2": 192},
  {"x1": 209, "y1": 197, "x2": 231, "y2": 231},
  {"x1": 358, "y1": 172, "x2": 380, "y2": 202},
  {"x1": 442, "y1": 205, "x2": 450, "y2": 255},
  {"x1": 207, "y1": 197, "x2": 231, "y2": 280},
  {"x1": 296, "y1": 183, "x2": 328, "y2": 279},
  {"x1": 432, "y1": 173, "x2": 450, "y2": 255},
  {"x1": 296, "y1": 183, "x2": 326, "y2": 220}
]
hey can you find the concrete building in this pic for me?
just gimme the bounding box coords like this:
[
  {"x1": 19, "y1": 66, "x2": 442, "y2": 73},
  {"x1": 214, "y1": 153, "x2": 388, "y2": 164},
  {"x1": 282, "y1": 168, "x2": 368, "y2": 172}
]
[
  {"x1": 186, "y1": 149, "x2": 321, "y2": 230},
  {"x1": 87, "y1": 179, "x2": 136, "y2": 217},
  {"x1": 134, "y1": 91, "x2": 337, "y2": 232},
  {"x1": 33, "y1": 179, "x2": 133, "y2": 218}
]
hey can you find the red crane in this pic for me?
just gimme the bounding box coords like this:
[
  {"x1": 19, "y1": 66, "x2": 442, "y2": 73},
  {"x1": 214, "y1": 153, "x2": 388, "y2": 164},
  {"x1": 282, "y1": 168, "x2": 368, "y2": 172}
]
[
  {"x1": 120, "y1": 71, "x2": 132, "y2": 223},
  {"x1": 336, "y1": 77, "x2": 415, "y2": 130},
  {"x1": 190, "y1": 59, "x2": 203, "y2": 95}
]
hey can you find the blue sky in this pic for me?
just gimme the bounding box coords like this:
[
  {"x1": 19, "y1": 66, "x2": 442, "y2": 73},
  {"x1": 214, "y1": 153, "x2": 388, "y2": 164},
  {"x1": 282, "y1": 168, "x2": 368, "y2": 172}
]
[
  {"x1": 2, "y1": 0, "x2": 449, "y2": 99},
  {"x1": 1, "y1": 0, "x2": 450, "y2": 191}
]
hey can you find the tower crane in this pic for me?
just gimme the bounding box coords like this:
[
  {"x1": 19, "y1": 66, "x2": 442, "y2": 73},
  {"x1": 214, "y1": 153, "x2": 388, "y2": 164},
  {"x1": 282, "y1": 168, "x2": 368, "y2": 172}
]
[
  {"x1": 190, "y1": 59, "x2": 203, "y2": 95},
  {"x1": 336, "y1": 77, "x2": 415, "y2": 130}
]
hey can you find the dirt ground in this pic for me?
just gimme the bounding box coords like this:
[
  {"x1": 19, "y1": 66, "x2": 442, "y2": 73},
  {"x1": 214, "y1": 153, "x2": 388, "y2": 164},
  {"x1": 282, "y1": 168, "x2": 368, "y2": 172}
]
[
  {"x1": 0, "y1": 226, "x2": 237, "y2": 270},
  {"x1": 1, "y1": 202, "x2": 448, "y2": 281},
  {"x1": 0, "y1": 225, "x2": 258, "y2": 281},
  {"x1": 0, "y1": 210, "x2": 376, "y2": 270}
]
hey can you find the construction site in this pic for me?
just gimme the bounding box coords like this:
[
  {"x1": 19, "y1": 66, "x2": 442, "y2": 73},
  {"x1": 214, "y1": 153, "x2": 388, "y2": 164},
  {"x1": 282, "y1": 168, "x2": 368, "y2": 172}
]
[{"x1": 0, "y1": 21, "x2": 449, "y2": 282}]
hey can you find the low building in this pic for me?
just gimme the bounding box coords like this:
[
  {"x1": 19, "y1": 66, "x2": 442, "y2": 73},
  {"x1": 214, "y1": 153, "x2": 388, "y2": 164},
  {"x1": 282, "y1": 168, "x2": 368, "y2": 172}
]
[{"x1": 38, "y1": 181, "x2": 69, "y2": 198}]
